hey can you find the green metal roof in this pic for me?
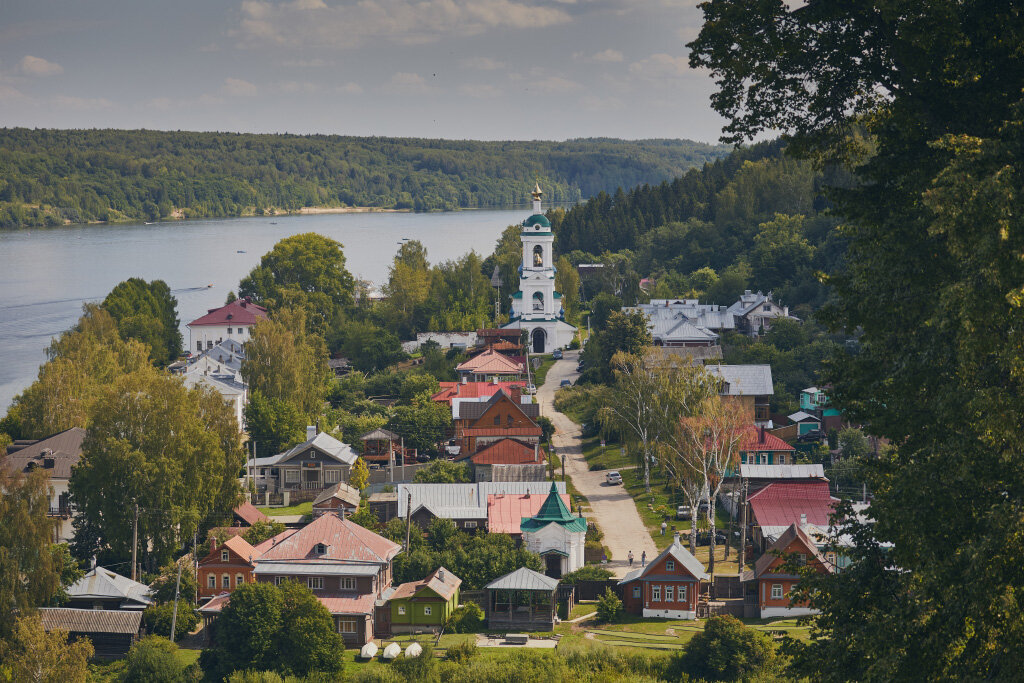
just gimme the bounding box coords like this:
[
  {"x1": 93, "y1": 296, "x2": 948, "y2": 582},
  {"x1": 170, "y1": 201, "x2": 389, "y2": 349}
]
[
  {"x1": 522, "y1": 214, "x2": 551, "y2": 228},
  {"x1": 520, "y1": 482, "x2": 588, "y2": 534}
]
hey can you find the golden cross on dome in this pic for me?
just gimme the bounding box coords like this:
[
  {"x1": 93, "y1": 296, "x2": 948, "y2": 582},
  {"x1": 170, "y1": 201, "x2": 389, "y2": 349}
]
[{"x1": 532, "y1": 182, "x2": 543, "y2": 201}]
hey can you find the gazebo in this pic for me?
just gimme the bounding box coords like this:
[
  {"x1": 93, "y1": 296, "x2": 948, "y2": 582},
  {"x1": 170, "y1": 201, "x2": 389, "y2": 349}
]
[
  {"x1": 483, "y1": 567, "x2": 559, "y2": 631},
  {"x1": 359, "y1": 428, "x2": 403, "y2": 464}
]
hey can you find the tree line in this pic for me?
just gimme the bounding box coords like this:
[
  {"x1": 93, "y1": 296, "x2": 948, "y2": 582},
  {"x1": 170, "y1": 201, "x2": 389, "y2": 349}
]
[{"x1": 0, "y1": 128, "x2": 725, "y2": 228}]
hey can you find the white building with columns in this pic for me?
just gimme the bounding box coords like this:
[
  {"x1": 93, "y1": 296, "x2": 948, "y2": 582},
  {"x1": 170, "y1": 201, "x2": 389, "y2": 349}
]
[{"x1": 503, "y1": 185, "x2": 577, "y2": 353}]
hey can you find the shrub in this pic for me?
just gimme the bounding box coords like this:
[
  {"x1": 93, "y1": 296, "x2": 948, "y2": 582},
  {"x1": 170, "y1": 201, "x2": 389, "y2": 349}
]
[
  {"x1": 242, "y1": 520, "x2": 287, "y2": 546},
  {"x1": 585, "y1": 523, "x2": 605, "y2": 544},
  {"x1": 588, "y1": 463, "x2": 606, "y2": 471},
  {"x1": 560, "y1": 565, "x2": 614, "y2": 585},
  {"x1": 392, "y1": 642, "x2": 437, "y2": 682},
  {"x1": 144, "y1": 602, "x2": 199, "y2": 640},
  {"x1": 445, "y1": 639, "x2": 478, "y2": 664},
  {"x1": 445, "y1": 602, "x2": 485, "y2": 633},
  {"x1": 667, "y1": 614, "x2": 779, "y2": 681},
  {"x1": 596, "y1": 588, "x2": 623, "y2": 623},
  {"x1": 123, "y1": 636, "x2": 197, "y2": 683}
]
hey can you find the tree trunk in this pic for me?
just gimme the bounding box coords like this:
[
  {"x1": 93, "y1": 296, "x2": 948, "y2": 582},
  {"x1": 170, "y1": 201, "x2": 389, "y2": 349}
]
[
  {"x1": 707, "y1": 503, "x2": 716, "y2": 575},
  {"x1": 642, "y1": 441, "x2": 652, "y2": 494}
]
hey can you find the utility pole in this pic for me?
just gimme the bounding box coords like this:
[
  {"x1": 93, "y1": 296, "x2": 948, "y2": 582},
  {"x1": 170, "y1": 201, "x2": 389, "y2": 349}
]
[
  {"x1": 169, "y1": 561, "x2": 183, "y2": 643},
  {"x1": 193, "y1": 531, "x2": 199, "y2": 605},
  {"x1": 131, "y1": 503, "x2": 139, "y2": 581},
  {"x1": 405, "y1": 491, "x2": 412, "y2": 552},
  {"x1": 738, "y1": 478, "x2": 749, "y2": 570}
]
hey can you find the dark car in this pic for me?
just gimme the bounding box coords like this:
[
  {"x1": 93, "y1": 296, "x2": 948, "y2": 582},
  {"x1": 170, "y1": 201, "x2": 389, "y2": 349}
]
[
  {"x1": 695, "y1": 531, "x2": 728, "y2": 546},
  {"x1": 560, "y1": 379, "x2": 572, "y2": 388},
  {"x1": 416, "y1": 453, "x2": 431, "y2": 463},
  {"x1": 552, "y1": 349, "x2": 563, "y2": 360}
]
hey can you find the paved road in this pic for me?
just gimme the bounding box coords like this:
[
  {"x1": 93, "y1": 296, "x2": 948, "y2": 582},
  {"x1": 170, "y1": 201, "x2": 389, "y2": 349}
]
[{"x1": 538, "y1": 350, "x2": 658, "y2": 578}]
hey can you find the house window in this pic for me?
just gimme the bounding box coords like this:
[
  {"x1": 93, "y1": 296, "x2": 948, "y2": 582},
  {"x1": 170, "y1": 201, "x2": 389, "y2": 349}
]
[
  {"x1": 207, "y1": 340, "x2": 213, "y2": 349},
  {"x1": 494, "y1": 416, "x2": 501, "y2": 425},
  {"x1": 652, "y1": 585, "x2": 661, "y2": 602},
  {"x1": 340, "y1": 577, "x2": 356, "y2": 591},
  {"x1": 796, "y1": 553, "x2": 807, "y2": 566},
  {"x1": 665, "y1": 586, "x2": 674, "y2": 602},
  {"x1": 197, "y1": 341, "x2": 203, "y2": 351},
  {"x1": 679, "y1": 585, "x2": 687, "y2": 603},
  {"x1": 771, "y1": 584, "x2": 784, "y2": 600},
  {"x1": 222, "y1": 574, "x2": 230, "y2": 588},
  {"x1": 325, "y1": 468, "x2": 341, "y2": 484},
  {"x1": 339, "y1": 619, "x2": 357, "y2": 633},
  {"x1": 221, "y1": 550, "x2": 229, "y2": 562},
  {"x1": 778, "y1": 454, "x2": 787, "y2": 465},
  {"x1": 424, "y1": 606, "x2": 432, "y2": 615},
  {"x1": 666, "y1": 560, "x2": 675, "y2": 572},
  {"x1": 633, "y1": 586, "x2": 640, "y2": 598},
  {"x1": 239, "y1": 327, "x2": 245, "y2": 334},
  {"x1": 207, "y1": 575, "x2": 216, "y2": 588},
  {"x1": 236, "y1": 573, "x2": 244, "y2": 586},
  {"x1": 464, "y1": 521, "x2": 477, "y2": 529},
  {"x1": 314, "y1": 543, "x2": 328, "y2": 555},
  {"x1": 275, "y1": 576, "x2": 286, "y2": 586},
  {"x1": 506, "y1": 415, "x2": 513, "y2": 426},
  {"x1": 285, "y1": 469, "x2": 299, "y2": 483},
  {"x1": 308, "y1": 577, "x2": 324, "y2": 590},
  {"x1": 227, "y1": 327, "x2": 233, "y2": 334}
]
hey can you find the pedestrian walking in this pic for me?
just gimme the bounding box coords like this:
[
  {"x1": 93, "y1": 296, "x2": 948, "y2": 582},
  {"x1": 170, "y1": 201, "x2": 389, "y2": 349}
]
[
  {"x1": 661, "y1": 521, "x2": 667, "y2": 536},
  {"x1": 641, "y1": 550, "x2": 647, "y2": 567},
  {"x1": 628, "y1": 550, "x2": 634, "y2": 567}
]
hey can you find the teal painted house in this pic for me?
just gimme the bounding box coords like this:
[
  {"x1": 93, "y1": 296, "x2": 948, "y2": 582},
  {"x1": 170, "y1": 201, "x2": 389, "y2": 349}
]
[
  {"x1": 800, "y1": 387, "x2": 841, "y2": 419},
  {"x1": 787, "y1": 411, "x2": 822, "y2": 436},
  {"x1": 387, "y1": 566, "x2": 461, "y2": 634}
]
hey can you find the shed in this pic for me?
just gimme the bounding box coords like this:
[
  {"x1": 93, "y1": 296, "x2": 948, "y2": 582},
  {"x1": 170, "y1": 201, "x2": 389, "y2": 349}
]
[
  {"x1": 312, "y1": 482, "x2": 361, "y2": 517},
  {"x1": 484, "y1": 567, "x2": 559, "y2": 631},
  {"x1": 38, "y1": 608, "x2": 143, "y2": 658}
]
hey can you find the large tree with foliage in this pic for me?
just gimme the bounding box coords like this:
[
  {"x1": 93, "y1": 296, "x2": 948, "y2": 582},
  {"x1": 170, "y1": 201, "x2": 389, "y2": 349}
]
[
  {"x1": 69, "y1": 368, "x2": 244, "y2": 566},
  {"x1": 691, "y1": 0, "x2": 1024, "y2": 679},
  {"x1": 0, "y1": 615, "x2": 93, "y2": 683},
  {"x1": 101, "y1": 278, "x2": 183, "y2": 366}
]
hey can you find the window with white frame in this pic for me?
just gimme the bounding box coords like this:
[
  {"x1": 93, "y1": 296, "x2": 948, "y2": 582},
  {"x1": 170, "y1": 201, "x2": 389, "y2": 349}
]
[
  {"x1": 284, "y1": 469, "x2": 299, "y2": 483},
  {"x1": 275, "y1": 576, "x2": 286, "y2": 586},
  {"x1": 665, "y1": 586, "x2": 674, "y2": 602},
  {"x1": 339, "y1": 619, "x2": 357, "y2": 633},
  {"x1": 222, "y1": 574, "x2": 230, "y2": 588},
  {"x1": 666, "y1": 560, "x2": 675, "y2": 572},
  {"x1": 236, "y1": 573, "x2": 244, "y2": 587},
  {"x1": 633, "y1": 586, "x2": 641, "y2": 598},
  {"x1": 771, "y1": 584, "x2": 784, "y2": 600},
  {"x1": 340, "y1": 577, "x2": 356, "y2": 591},
  {"x1": 679, "y1": 585, "x2": 687, "y2": 602},
  {"x1": 424, "y1": 606, "x2": 432, "y2": 615},
  {"x1": 652, "y1": 585, "x2": 661, "y2": 601},
  {"x1": 796, "y1": 553, "x2": 807, "y2": 566},
  {"x1": 208, "y1": 575, "x2": 216, "y2": 588},
  {"x1": 325, "y1": 468, "x2": 341, "y2": 484},
  {"x1": 398, "y1": 606, "x2": 406, "y2": 615},
  {"x1": 308, "y1": 577, "x2": 323, "y2": 590},
  {"x1": 464, "y1": 521, "x2": 477, "y2": 529},
  {"x1": 221, "y1": 550, "x2": 229, "y2": 562}
]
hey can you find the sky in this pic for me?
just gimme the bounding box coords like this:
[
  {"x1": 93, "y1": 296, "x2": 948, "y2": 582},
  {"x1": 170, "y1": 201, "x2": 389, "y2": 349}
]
[{"x1": 0, "y1": 0, "x2": 727, "y2": 143}]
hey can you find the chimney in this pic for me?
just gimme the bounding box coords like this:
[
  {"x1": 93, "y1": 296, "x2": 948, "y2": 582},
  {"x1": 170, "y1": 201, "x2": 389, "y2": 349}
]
[
  {"x1": 438, "y1": 569, "x2": 445, "y2": 582},
  {"x1": 534, "y1": 443, "x2": 539, "y2": 463},
  {"x1": 210, "y1": 537, "x2": 217, "y2": 553},
  {"x1": 800, "y1": 513, "x2": 807, "y2": 525},
  {"x1": 760, "y1": 425, "x2": 766, "y2": 443},
  {"x1": 461, "y1": 376, "x2": 468, "y2": 385}
]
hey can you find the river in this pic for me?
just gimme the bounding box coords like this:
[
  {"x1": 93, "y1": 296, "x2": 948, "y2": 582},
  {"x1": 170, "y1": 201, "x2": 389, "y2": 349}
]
[{"x1": 0, "y1": 209, "x2": 522, "y2": 412}]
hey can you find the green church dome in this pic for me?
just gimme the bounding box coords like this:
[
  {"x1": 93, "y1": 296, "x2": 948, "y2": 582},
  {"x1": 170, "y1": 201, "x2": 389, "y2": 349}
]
[{"x1": 522, "y1": 214, "x2": 551, "y2": 229}]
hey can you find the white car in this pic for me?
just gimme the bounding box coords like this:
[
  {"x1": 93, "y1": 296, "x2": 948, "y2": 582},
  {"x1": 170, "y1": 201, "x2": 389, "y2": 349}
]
[
  {"x1": 524, "y1": 384, "x2": 537, "y2": 395},
  {"x1": 605, "y1": 471, "x2": 622, "y2": 485}
]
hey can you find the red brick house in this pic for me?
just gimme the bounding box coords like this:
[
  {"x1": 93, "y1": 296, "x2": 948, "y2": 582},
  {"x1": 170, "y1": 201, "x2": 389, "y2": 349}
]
[
  {"x1": 742, "y1": 523, "x2": 834, "y2": 618},
  {"x1": 198, "y1": 536, "x2": 259, "y2": 600},
  {"x1": 617, "y1": 537, "x2": 710, "y2": 619}
]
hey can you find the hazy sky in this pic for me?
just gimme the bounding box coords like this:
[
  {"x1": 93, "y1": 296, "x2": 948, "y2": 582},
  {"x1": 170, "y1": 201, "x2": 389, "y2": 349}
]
[{"x1": 0, "y1": 0, "x2": 726, "y2": 142}]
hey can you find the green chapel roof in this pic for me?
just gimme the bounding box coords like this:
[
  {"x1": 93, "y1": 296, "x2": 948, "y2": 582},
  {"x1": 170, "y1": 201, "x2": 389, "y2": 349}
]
[
  {"x1": 522, "y1": 214, "x2": 551, "y2": 229},
  {"x1": 520, "y1": 481, "x2": 588, "y2": 533}
]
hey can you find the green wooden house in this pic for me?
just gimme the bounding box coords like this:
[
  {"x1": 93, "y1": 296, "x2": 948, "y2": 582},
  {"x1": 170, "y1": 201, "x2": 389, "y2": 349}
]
[{"x1": 388, "y1": 566, "x2": 461, "y2": 633}]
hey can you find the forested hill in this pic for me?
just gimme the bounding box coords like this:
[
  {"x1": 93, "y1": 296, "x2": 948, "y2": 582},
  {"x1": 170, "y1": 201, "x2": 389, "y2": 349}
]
[{"x1": 0, "y1": 128, "x2": 725, "y2": 229}]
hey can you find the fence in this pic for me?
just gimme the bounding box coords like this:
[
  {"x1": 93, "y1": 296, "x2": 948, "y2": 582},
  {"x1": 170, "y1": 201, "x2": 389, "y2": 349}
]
[
  {"x1": 571, "y1": 580, "x2": 621, "y2": 601},
  {"x1": 712, "y1": 575, "x2": 743, "y2": 599}
]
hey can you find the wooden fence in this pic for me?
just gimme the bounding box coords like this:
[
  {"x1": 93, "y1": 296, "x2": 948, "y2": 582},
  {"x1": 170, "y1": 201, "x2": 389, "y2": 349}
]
[{"x1": 712, "y1": 575, "x2": 743, "y2": 599}]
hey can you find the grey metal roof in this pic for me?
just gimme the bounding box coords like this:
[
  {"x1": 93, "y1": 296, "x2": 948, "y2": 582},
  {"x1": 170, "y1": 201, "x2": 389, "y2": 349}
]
[
  {"x1": 787, "y1": 411, "x2": 819, "y2": 423},
  {"x1": 39, "y1": 608, "x2": 143, "y2": 635},
  {"x1": 396, "y1": 481, "x2": 565, "y2": 519},
  {"x1": 740, "y1": 464, "x2": 826, "y2": 480},
  {"x1": 626, "y1": 301, "x2": 737, "y2": 331},
  {"x1": 253, "y1": 562, "x2": 380, "y2": 577},
  {"x1": 253, "y1": 432, "x2": 358, "y2": 467},
  {"x1": 313, "y1": 482, "x2": 360, "y2": 507},
  {"x1": 706, "y1": 364, "x2": 774, "y2": 396},
  {"x1": 3, "y1": 427, "x2": 84, "y2": 480},
  {"x1": 484, "y1": 566, "x2": 559, "y2": 592},
  {"x1": 67, "y1": 567, "x2": 153, "y2": 606}
]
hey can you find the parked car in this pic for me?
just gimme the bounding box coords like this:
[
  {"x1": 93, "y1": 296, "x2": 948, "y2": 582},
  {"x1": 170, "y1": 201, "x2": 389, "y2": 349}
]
[
  {"x1": 676, "y1": 502, "x2": 709, "y2": 520},
  {"x1": 524, "y1": 384, "x2": 537, "y2": 395},
  {"x1": 695, "y1": 530, "x2": 728, "y2": 547},
  {"x1": 605, "y1": 471, "x2": 623, "y2": 485},
  {"x1": 416, "y1": 453, "x2": 431, "y2": 463},
  {"x1": 552, "y1": 349, "x2": 563, "y2": 359},
  {"x1": 559, "y1": 379, "x2": 572, "y2": 388}
]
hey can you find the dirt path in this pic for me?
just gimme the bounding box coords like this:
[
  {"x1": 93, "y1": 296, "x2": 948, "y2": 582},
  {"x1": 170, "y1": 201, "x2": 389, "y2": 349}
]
[{"x1": 538, "y1": 350, "x2": 657, "y2": 578}]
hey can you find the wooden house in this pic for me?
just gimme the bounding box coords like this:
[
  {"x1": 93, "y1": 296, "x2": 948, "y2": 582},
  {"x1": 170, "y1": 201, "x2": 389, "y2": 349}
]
[
  {"x1": 312, "y1": 482, "x2": 361, "y2": 518},
  {"x1": 38, "y1": 608, "x2": 143, "y2": 659},
  {"x1": 742, "y1": 523, "x2": 834, "y2": 618},
  {"x1": 385, "y1": 567, "x2": 461, "y2": 634},
  {"x1": 617, "y1": 537, "x2": 709, "y2": 620}
]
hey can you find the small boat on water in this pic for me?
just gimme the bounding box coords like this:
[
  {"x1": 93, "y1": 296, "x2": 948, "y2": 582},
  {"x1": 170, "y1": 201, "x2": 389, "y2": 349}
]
[
  {"x1": 359, "y1": 642, "x2": 378, "y2": 660},
  {"x1": 381, "y1": 642, "x2": 401, "y2": 661},
  {"x1": 269, "y1": 221, "x2": 278, "y2": 225},
  {"x1": 237, "y1": 250, "x2": 246, "y2": 253},
  {"x1": 404, "y1": 642, "x2": 422, "y2": 658}
]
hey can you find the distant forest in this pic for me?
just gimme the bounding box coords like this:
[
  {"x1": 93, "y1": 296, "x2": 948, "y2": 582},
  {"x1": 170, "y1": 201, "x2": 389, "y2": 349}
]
[{"x1": 0, "y1": 128, "x2": 725, "y2": 229}]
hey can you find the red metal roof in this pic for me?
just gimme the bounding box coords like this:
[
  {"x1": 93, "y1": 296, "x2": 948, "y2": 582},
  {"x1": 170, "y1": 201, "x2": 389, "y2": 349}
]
[
  {"x1": 462, "y1": 426, "x2": 542, "y2": 437},
  {"x1": 256, "y1": 514, "x2": 400, "y2": 564},
  {"x1": 747, "y1": 481, "x2": 837, "y2": 528},
  {"x1": 188, "y1": 298, "x2": 268, "y2": 327},
  {"x1": 741, "y1": 426, "x2": 795, "y2": 452},
  {"x1": 471, "y1": 438, "x2": 538, "y2": 465},
  {"x1": 432, "y1": 380, "x2": 525, "y2": 404},
  {"x1": 251, "y1": 528, "x2": 299, "y2": 556},
  {"x1": 390, "y1": 566, "x2": 461, "y2": 601},
  {"x1": 317, "y1": 592, "x2": 377, "y2": 616},
  {"x1": 456, "y1": 349, "x2": 524, "y2": 374},
  {"x1": 487, "y1": 493, "x2": 571, "y2": 535},
  {"x1": 234, "y1": 501, "x2": 270, "y2": 526}
]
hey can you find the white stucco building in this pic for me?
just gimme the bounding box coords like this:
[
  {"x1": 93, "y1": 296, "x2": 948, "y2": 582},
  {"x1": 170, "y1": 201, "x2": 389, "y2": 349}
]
[
  {"x1": 520, "y1": 482, "x2": 587, "y2": 578},
  {"x1": 503, "y1": 185, "x2": 576, "y2": 353},
  {"x1": 186, "y1": 297, "x2": 268, "y2": 354}
]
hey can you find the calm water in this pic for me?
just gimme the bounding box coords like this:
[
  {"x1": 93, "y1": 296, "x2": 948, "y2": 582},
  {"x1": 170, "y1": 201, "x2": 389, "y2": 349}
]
[{"x1": 0, "y1": 209, "x2": 521, "y2": 412}]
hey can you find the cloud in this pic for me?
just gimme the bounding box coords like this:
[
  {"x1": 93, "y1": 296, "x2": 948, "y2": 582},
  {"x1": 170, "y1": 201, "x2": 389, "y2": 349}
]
[
  {"x1": 458, "y1": 83, "x2": 503, "y2": 99},
  {"x1": 628, "y1": 53, "x2": 693, "y2": 80},
  {"x1": 222, "y1": 77, "x2": 258, "y2": 96},
  {"x1": 460, "y1": 57, "x2": 505, "y2": 71},
  {"x1": 580, "y1": 94, "x2": 623, "y2": 111},
  {"x1": 283, "y1": 58, "x2": 333, "y2": 68},
  {"x1": 380, "y1": 72, "x2": 434, "y2": 95},
  {"x1": 51, "y1": 95, "x2": 112, "y2": 110},
  {"x1": 574, "y1": 49, "x2": 623, "y2": 63},
  {"x1": 279, "y1": 80, "x2": 319, "y2": 94},
  {"x1": 234, "y1": 0, "x2": 571, "y2": 48},
  {"x1": 531, "y1": 76, "x2": 582, "y2": 93},
  {"x1": 336, "y1": 82, "x2": 364, "y2": 95},
  {"x1": 19, "y1": 55, "x2": 63, "y2": 77},
  {"x1": 0, "y1": 84, "x2": 31, "y2": 102}
]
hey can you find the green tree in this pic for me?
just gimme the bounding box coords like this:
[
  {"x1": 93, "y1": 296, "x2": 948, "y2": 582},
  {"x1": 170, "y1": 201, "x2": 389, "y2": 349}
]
[
  {"x1": 201, "y1": 582, "x2": 282, "y2": 678},
  {"x1": 101, "y1": 278, "x2": 183, "y2": 366},
  {"x1": 554, "y1": 256, "x2": 581, "y2": 323},
  {"x1": 596, "y1": 587, "x2": 623, "y2": 623},
  {"x1": 150, "y1": 563, "x2": 199, "y2": 605},
  {"x1": 587, "y1": 292, "x2": 622, "y2": 328},
  {"x1": 330, "y1": 319, "x2": 406, "y2": 373},
  {"x1": 243, "y1": 391, "x2": 307, "y2": 458},
  {"x1": 383, "y1": 240, "x2": 432, "y2": 337},
  {"x1": 122, "y1": 636, "x2": 195, "y2": 683},
  {"x1": 749, "y1": 214, "x2": 815, "y2": 292},
  {"x1": 0, "y1": 468, "x2": 63, "y2": 638},
  {"x1": 275, "y1": 580, "x2": 346, "y2": 677},
  {"x1": 350, "y1": 457, "x2": 370, "y2": 491},
  {"x1": 69, "y1": 369, "x2": 244, "y2": 566},
  {"x1": 387, "y1": 402, "x2": 451, "y2": 455},
  {"x1": 242, "y1": 520, "x2": 287, "y2": 546},
  {"x1": 413, "y1": 460, "x2": 470, "y2": 484},
  {"x1": 48, "y1": 543, "x2": 84, "y2": 606},
  {"x1": 444, "y1": 602, "x2": 485, "y2": 634},
  {"x1": 348, "y1": 505, "x2": 382, "y2": 532},
  {"x1": 690, "y1": 1, "x2": 1024, "y2": 678},
  {"x1": 143, "y1": 602, "x2": 200, "y2": 641},
  {"x1": 0, "y1": 615, "x2": 93, "y2": 683},
  {"x1": 837, "y1": 427, "x2": 871, "y2": 460},
  {"x1": 238, "y1": 233, "x2": 355, "y2": 334},
  {"x1": 669, "y1": 614, "x2": 778, "y2": 682}
]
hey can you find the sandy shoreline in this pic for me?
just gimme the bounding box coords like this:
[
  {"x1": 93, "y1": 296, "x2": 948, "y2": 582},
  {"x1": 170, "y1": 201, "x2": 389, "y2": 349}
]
[{"x1": 292, "y1": 206, "x2": 408, "y2": 215}]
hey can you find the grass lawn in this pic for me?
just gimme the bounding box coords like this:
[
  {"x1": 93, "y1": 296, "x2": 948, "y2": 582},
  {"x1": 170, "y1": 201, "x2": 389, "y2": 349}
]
[
  {"x1": 532, "y1": 356, "x2": 556, "y2": 387},
  {"x1": 560, "y1": 614, "x2": 812, "y2": 652},
  {"x1": 257, "y1": 501, "x2": 312, "y2": 518},
  {"x1": 174, "y1": 648, "x2": 201, "y2": 667},
  {"x1": 568, "y1": 602, "x2": 598, "y2": 620},
  {"x1": 579, "y1": 435, "x2": 634, "y2": 472}
]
